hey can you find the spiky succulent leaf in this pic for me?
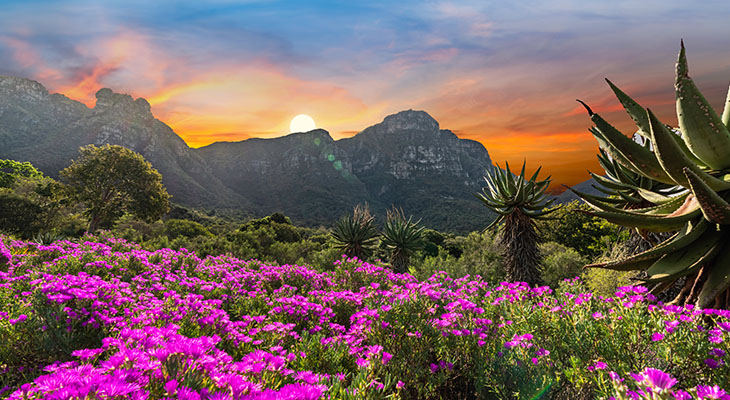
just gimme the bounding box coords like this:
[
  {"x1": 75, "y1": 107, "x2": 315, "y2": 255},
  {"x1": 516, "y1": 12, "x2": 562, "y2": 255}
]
[
  {"x1": 578, "y1": 100, "x2": 675, "y2": 184},
  {"x1": 648, "y1": 109, "x2": 730, "y2": 190},
  {"x1": 683, "y1": 167, "x2": 730, "y2": 224},
  {"x1": 331, "y1": 205, "x2": 379, "y2": 260},
  {"x1": 675, "y1": 41, "x2": 730, "y2": 170},
  {"x1": 381, "y1": 208, "x2": 424, "y2": 272}
]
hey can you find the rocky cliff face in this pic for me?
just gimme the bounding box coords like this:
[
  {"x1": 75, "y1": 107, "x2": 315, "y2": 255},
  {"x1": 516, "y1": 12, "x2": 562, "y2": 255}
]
[
  {"x1": 0, "y1": 76, "x2": 242, "y2": 208},
  {"x1": 339, "y1": 109, "x2": 492, "y2": 182},
  {"x1": 0, "y1": 76, "x2": 496, "y2": 232},
  {"x1": 196, "y1": 129, "x2": 369, "y2": 223}
]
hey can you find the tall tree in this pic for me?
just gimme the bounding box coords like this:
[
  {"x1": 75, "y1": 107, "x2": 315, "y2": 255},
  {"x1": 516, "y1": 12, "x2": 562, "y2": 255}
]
[{"x1": 60, "y1": 144, "x2": 170, "y2": 232}]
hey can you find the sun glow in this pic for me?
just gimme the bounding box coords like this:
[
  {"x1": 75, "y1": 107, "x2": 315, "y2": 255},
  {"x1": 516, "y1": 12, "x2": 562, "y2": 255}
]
[{"x1": 290, "y1": 114, "x2": 316, "y2": 133}]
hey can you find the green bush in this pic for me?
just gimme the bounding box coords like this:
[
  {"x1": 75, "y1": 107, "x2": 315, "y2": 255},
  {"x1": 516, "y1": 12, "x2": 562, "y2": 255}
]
[
  {"x1": 538, "y1": 201, "x2": 619, "y2": 260},
  {"x1": 539, "y1": 241, "x2": 586, "y2": 288},
  {"x1": 164, "y1": 219, "x2": 213, "y2": 240},
  {"x1": 411, "y1": 231, "x2": 505, "y2": 283}
]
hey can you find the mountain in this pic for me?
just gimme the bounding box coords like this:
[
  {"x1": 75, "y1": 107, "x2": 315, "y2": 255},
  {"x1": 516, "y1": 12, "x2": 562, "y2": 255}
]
[
  {"x1": 551, "y1": 177, "x2": 602, "y2": 204},
  {"x1": 195, "y1": 129, "x2": 370, "y2": 226},
  {"x1": 0, "y1": 76, "x2": 245, "y2": 209},
  {"x1": 335, "y1": 110, "x2": 496, "y2": 230},
  {"x1": 0, "y1": 76, "x2": 497, "y2": 232}
]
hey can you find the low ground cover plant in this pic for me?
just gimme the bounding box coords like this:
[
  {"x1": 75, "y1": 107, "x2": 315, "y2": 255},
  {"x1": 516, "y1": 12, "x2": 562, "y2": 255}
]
[{"x1": 1, "y1": 235, "x2": 729, "y2": 399}]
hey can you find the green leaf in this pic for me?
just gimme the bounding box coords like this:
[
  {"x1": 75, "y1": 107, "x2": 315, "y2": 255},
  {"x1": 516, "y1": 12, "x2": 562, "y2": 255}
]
[
  {"x1": 675, "y1": 41, "x2": 730, "y2": 170},
  {"x1": 648, "y1": 108, "x2": 730, "y2": 191},
  {"x1": 684, "y1": 167, "x2": 730, "y2": 224},
  {"x1": 643, "y1": 226, "x2": 723, "y2": 283},
  {"x1": 696, "y1": 236, "x2": 730, "y2": 308}
]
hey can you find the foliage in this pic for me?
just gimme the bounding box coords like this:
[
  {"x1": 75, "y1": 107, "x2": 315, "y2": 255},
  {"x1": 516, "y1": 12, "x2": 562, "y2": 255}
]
[
  {"x1": 0, "y1": 159, "x2": 43, "y2": 188},
  {"x1": 574, "y1": 42, "x2": 730, "y2": 308},
  {"x1": 538, "y1": 201, "x2": 622, "y2": 260},
  {"x1": 331, "y1": 204, "x2": 379, "y2": 260},
  {"x1": 381, "y1": 208, "x2": 425, "y2": 273},
  {"x1": 539, "y1": 241, "x2": 587, "y2": 288},
  {"x1": 164, "y1": 219, "x2": 213, "y2": 240},
  {"x1": 410, "y1": 231, "x2": 504, "y2": 283},
  {"x1": 477, "y1": 161, "x2": 557, "y2": 286},
  {"x1": 1, "y1": 236, "x2": 729, "y2": 400},
  {"x1": 59, "y1": 144, "x2": 170, "y2": 232},
  {"x1": 0, "y1": 160, "x2": 83, "y2": 239}
]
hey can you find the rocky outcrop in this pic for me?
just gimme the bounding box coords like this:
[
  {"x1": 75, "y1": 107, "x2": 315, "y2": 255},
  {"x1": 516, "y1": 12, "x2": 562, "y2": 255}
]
[{"x1": 339, "y1": 110, "x2": 492, "y2": 182}]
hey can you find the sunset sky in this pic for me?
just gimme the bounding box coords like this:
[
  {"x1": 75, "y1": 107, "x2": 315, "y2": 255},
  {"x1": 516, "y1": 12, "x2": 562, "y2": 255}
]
[{"x1": 1, "y1": 1, "x2": 730, "y2": 190}]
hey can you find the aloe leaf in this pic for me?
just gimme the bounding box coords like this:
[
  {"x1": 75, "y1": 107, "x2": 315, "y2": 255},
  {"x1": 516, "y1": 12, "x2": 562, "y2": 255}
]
[
  {"x1": 589, "y1": 172, "x2": 634, "y2": 191},
  {"x1": 643, "y1": 229, "x2": 723, "y2": 283},
  {"x1": 617, "y1": 190, "x2": 643, "y2": 204},
  {"x1": 591, "y1": 219, "x2": 709, "y2": 272},
  {"x1": 578, "y1": 101, "x2": 675, "y2": 184},
  {"x1": 684, "y1": 167, "x2": 730, "y2": 224},
  {"x1": 580, "y1": 202, "x2": 699, "y2": 232},
  {"x1": 675, "y1": 41, "x2": 730, "y2": 170},
  {"x1": 723, "y1": 83, "x2": 730, "y2": 129},
  {"x1": 696, "y1": 236, "x2": 730, "y2": 308},
  {"x1": 648, "y1": 109, "x2": 730, "y2": 191},
  {"x1": 606, "y1": 78, "x2": 651, "y2": 137},
  {"x1": 590, "y1": 128, "x2": 645, "y2": 176},
  {"x1": 571, "y1": 186, "x2": 685, "y2": 215},
  {"x1": 636, "y1": 187, "x2": 675, "y2": 204}
]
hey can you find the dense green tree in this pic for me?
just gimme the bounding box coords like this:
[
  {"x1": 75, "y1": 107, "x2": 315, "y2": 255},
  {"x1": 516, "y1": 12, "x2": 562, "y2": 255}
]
[
  {"x1": 537, "y1": 201, "x2": 618, "y2": 260},
  {"x1": 0, "y1": 159, "x2": 79, "y2": 238},
  {"x1": 0, "y1": 159, "x2": 43, "y2": 188},
  {"x1": 60, "y1": 144, "x2": 170, "y2": 232},
  {"x1": 164, "y1": 219, "x2": 213, "y2": 240}
]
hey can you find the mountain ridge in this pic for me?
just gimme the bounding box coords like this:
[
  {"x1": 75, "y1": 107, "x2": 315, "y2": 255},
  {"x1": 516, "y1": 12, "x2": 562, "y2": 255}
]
[{"x1": 0, "y1": 75, "x2": 500, "y2": 232}]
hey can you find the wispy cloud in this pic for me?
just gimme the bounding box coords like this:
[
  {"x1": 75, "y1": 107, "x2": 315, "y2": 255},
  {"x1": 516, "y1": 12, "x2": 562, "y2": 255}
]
[{"x1": 0, "y1": 0, "x2": 729, "y2": 186}]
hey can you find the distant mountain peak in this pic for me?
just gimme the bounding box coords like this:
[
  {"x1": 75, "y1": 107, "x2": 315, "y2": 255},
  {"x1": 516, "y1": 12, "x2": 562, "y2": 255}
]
[
  {"x1": 94, "y1": 88, "x2": 152, "y2": 117},
  {"x1": 0, "y1": 75, "x2": 49, "y2": 103},
  {"x1": 379, "y1": 109, "x2": 439, "y2": 133}
]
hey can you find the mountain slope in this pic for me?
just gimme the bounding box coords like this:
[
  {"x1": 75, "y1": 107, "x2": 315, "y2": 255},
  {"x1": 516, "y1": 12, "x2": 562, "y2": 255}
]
[{"x1": 0, "y1": 76, "x2": 244, "y2": 209}]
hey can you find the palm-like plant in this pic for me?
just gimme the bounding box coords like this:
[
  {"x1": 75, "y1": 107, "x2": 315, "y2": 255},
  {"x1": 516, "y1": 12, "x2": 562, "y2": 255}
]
[
  {"x1": 477, "y1": 161, "x2": 557, "y2": 286},
  {"x1": 331, "y1": 204, "x2": 379, "y2": 260},
  {"x1": 574, "y1": 41, "x2": 730, "y2": 308},
  {"x1": 381, "y1": 207, "x2": 425, "y2": 273}
]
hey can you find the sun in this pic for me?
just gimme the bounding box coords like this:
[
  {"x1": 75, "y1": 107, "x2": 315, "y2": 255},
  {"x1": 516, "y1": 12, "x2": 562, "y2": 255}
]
[{"x1": 290, "y1": 114, "x2": 316, "y2": 133}]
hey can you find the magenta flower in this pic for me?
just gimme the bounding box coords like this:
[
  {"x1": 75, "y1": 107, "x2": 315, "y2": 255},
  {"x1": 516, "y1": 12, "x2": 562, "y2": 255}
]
[
  {"x1": 696, "y1": 385, "x2": 729, "y2": 399},
  {"x1": 651, "y1": 332, "x2": 665, "y2": 341}
]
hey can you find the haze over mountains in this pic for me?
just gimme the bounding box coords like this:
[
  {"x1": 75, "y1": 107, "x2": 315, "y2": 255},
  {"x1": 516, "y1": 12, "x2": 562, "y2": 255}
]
[{"x1": 0, "y1": 76, "x2": 591, "y2": 232}]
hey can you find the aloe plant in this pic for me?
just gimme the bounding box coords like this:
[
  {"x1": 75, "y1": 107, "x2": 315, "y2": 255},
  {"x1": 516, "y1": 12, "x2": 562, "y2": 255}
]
[
  {"x1": 476, "y1": 161, "x2": 557, "y2": 286},
  {"x1": 381, "y1": 207, "x2": 425, "y2": 273},
  {"x1": 589, "y1": 147, "x2": 684, "y2": 211},
  {"x1": 331, "y1": 204, "x2": 379, "y2": 260},
  {"x1": 574, "y1": 41, "x2": 730, "y2": 308}
]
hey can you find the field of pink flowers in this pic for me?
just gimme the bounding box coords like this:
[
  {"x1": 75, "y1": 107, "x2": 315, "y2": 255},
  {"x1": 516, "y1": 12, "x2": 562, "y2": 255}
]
[{"x1": 1, "y1": 235, "x2": 729, "y2": 399}]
